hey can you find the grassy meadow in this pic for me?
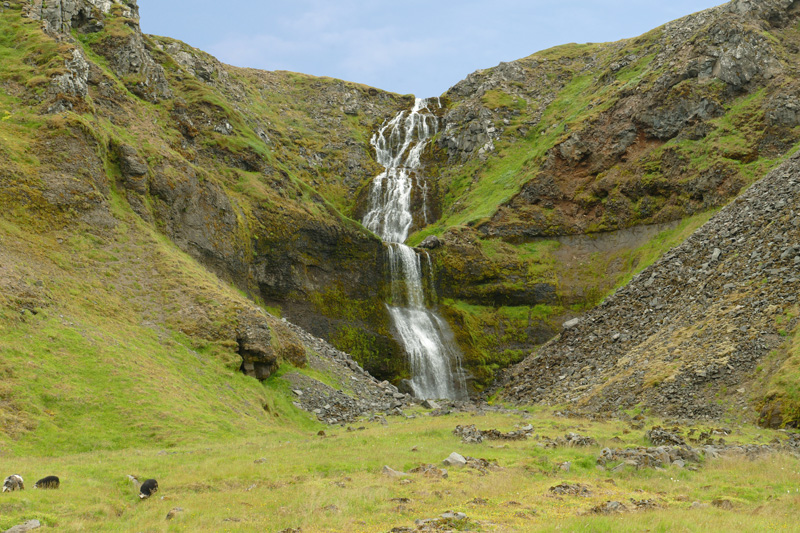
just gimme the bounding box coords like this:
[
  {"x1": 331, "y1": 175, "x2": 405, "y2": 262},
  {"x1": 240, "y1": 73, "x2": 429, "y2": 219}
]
[{"x1": 2, "y1": 405, "x2": 800, "y2": 532}]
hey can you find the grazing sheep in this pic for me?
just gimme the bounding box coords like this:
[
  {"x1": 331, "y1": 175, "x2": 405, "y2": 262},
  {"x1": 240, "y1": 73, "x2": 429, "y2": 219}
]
[
  {"x1": 2, "y1": 475, "x2": 24, "y2": 492},
  {"x1": 139, "y1": 478, "x2": 158, "y2": 499},
  {"x1": 34, "y1": 475, "x2": 60, "y2": 489}
]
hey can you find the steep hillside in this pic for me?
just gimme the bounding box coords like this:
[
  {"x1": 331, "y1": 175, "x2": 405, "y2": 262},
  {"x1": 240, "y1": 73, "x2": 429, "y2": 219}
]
[
  {"x1": 0, "y1": 0, "x2": 419, "y2": 385},
  {"x1": 0, "y1": 0, "x2": 422, "y2": 450},
  {"x1": 390, "y1": 0, "x2": 800, "y2": 387},
  {"x1": 497, "y1": 151, "x2": 800, "y2": 425}
]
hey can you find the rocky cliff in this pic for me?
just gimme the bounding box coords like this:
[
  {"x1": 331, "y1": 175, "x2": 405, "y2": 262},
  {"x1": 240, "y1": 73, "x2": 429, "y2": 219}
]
[{"x1": 497, "y1": 151, "x2": 800, "y2": 424}]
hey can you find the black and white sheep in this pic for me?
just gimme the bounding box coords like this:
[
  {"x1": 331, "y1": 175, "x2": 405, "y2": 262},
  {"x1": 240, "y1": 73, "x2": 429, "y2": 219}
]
[
  {"x1": 139, "y1": 478, "x2": 158, "y2": 499},
  {"x1": 2, "y1": 475, "x2": 24, "y2": 492}
]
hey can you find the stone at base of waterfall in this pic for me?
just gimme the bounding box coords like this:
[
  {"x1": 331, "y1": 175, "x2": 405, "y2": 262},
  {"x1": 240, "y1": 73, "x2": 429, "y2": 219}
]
[
  {"x1": 443, "y1": 452, "x2": 467, "y2": 468},
  {"x1": 382, "y1": 465, "x2": 409, "y2": 478},
  {"x1": 422, "y1": 399, "x2": 441, "y2": 410},
  {"x1": 4, "y1": 520, "x2": 42, "y2": 533}
]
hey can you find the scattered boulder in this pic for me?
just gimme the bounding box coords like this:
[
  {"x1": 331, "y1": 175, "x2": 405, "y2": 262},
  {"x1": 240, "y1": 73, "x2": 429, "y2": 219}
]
[
  {"x1": 453, "y1": 424, "x2": 534, "y2": 443},
  {"x1": 422, "y1": 399, "x2": 441, "y2": 410},
  {"x1": 549, "y1": 483, "x2": 592, "y2": 497},
  {"x1": 629, "y1": 498, "x2": 662, "y2": 511},
  {"x1": 3, "y1": 520, "x2": 41, "y2": 533},
  {"x1": 464, "y1": 456, "x2": 502, "y2": 475},
  {"x1": 646, "y1": 426, "x2": 686, "y2": 446},
  {"x1": 381, "y1": 466, "x2": 408, "y2": 478},
  {"x1": 712, "y1": 498, "x2": 734, "y2": 510},
  {"x1": 541, "y1": 433, "x2": 598, "y2": 448},
  {"x1": 598, "y1": 445, "x2": 701, "y2": 470},
  {"x1": 442, "y1": 452, "x2": 467, "y2": 468},
  {"x1": 409, "y1": 464, "x2": 449, "y2": 479},
  {"x1": 370, "y1": 415, "x2": 389, "y2": 426},
  {"x1": 453, "y1": 424, "x2": 484, "y2": 443},
  {"x1": 590, "y1": 501, "x2": 628, "y2": 514},
  {"x1": 410, "y1": 511, "x2": 472, "y2": 531},
  {"x1": 418, "y1": 236, "x2": 442, "y2": 249}
]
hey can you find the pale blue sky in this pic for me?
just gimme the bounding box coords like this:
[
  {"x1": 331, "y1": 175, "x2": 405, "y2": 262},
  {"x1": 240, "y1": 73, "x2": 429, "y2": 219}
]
[{"x1": 138, "y1": 1, "x2": 724, "y2": 97}]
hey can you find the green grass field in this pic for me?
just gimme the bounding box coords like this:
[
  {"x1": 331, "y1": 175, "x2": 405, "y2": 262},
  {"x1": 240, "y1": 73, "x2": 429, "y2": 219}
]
[{"x1": 1, "y1": 407, "x2": 799, "y2": 532}]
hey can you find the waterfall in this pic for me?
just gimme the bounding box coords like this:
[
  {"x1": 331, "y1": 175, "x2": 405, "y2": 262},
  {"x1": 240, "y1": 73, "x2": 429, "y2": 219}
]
[{"x1": 363, "y1": 98, "x2": 468, "y2": 400}]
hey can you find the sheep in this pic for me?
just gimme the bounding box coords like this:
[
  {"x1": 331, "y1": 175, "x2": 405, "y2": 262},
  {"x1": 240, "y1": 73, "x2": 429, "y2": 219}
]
[
  {"x1": 34, "y1": 475, "x2": 60, "y2": 489},
  {"x1": 139, "y1": 478, "x2": 158, "y2": 499},
  {"x1": 2, "y1": 475, "x2": 24, "y2": 492}
]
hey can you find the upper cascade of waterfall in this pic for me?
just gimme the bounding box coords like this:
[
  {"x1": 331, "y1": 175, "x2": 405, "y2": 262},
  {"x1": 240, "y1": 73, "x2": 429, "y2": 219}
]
[
  {"x1": 362, "y1": 98, "x2": 440, "y2": 244},
  {"x1": 372, "y1": 97, "x2": 439, "y2": 171}
]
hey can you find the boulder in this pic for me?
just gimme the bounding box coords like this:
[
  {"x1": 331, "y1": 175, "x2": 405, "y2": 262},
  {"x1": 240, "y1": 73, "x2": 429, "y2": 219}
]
[
  {"x1": 442, "y1": 452, "x2": 467, "y2": 468},
  {"x1": 4, "y1": 520, "x2": 42, "y2": 533},
  {"x1": 422, "y1": 399, "x2": 441, "y2": 410},
  {"x1": 418, "y1": 235, "x2": 442, "y2": 249},
  {"x1": 381, "y1": 465, "x2": 408, "y2": 478}
]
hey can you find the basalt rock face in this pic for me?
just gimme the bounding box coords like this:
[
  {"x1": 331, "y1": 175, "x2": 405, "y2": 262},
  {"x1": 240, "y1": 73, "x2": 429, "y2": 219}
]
[
  {"x1": 28, "y1": 0, "x2": 172, "y2": 102},
  {"x1": 497, "y1": 152, "x2": 800, "y2": 421}
]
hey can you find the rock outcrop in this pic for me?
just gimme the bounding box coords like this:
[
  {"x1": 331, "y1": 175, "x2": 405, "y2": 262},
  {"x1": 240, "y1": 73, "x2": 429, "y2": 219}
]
[{"x1": 28, "y1": 0, "x2": 172, "y2": 102}]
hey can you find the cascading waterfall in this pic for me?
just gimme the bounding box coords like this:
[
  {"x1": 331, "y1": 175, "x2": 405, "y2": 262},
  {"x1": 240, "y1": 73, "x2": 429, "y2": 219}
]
[{"x1": 363, "y1": 98, "x2": 468, "y2": 400}]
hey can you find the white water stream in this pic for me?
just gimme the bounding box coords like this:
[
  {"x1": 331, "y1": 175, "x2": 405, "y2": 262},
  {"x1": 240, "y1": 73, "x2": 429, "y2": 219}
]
[{"x1": 363, "y1": 98, "x2": 468, "y2": 400}]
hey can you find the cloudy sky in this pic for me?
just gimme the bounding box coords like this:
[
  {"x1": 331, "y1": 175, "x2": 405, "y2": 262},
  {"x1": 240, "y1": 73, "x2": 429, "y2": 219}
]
[{"x1": 137, "y1": 0, "x2": 723, "y2": 97}]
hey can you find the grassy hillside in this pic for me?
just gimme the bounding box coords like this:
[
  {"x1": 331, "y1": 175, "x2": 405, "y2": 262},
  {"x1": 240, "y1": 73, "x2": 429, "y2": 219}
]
[
  {"x1": 0, "y1": 0, "x2": 417, "y2": 386},
  {"x1": 0, "y1": 185, "x2": 323, "y2": 455}
]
